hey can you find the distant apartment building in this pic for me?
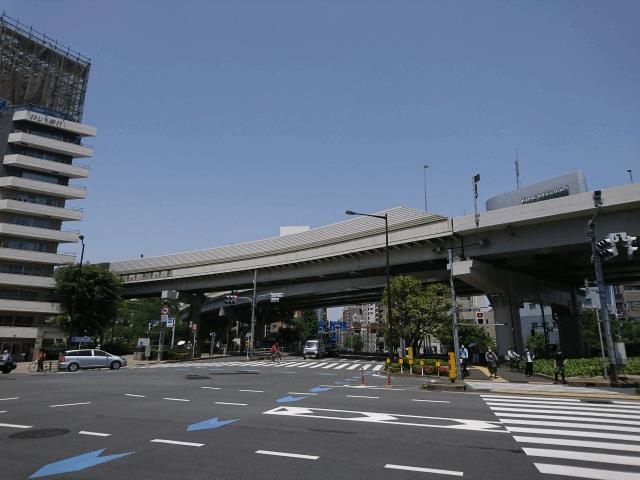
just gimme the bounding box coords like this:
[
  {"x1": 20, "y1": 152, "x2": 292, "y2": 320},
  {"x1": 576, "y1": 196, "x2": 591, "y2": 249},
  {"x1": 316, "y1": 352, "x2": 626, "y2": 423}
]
[
  {"x1": 615, "y1": 284, "x2": 640, "y2": 321},
  {"x1": 0, "y1": 14, "x2": 95, "y2": 360}
]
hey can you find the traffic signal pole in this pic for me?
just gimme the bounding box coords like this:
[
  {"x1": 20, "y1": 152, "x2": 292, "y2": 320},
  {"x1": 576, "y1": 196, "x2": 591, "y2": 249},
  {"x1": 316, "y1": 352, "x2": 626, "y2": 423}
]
[
  {"x1": 448, "y1": 248, "x2": 462, "y2": 382},
  {"x1": 587, "y1": 219, "x2": 619, "y2": 386}
]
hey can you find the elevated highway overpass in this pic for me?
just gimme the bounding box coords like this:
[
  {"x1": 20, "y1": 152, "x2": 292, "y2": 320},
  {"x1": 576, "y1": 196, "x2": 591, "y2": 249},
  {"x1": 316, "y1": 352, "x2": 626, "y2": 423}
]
[{"x1": 108, "y1": 182, "x2": 640, "y2": 355}]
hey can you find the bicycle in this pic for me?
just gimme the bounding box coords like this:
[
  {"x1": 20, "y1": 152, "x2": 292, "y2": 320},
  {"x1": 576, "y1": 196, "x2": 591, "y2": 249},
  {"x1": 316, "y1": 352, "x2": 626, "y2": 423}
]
[
  {"x1": 28, "y1": 361, "x2": 52, "y2": 373},
  {"x1": 269, "y1": 352, "x2": 283, "y2": 364}
]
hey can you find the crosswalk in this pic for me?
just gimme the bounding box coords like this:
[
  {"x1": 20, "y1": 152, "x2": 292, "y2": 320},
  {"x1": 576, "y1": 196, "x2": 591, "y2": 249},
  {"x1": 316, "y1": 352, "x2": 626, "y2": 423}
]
[
  {"x1": 482, "y1": 393, "x2": 640, "y2": 479},
  {"x1": 139, "y1": 359, "x2": 385, "y2": 372}
]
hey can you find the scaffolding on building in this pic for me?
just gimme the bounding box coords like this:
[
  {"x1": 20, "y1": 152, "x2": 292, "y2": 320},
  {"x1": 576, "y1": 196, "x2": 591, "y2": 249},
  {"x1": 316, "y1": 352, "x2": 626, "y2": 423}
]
[{"x1": 0, "y1": 12, "x2": 91, "y2": 122}]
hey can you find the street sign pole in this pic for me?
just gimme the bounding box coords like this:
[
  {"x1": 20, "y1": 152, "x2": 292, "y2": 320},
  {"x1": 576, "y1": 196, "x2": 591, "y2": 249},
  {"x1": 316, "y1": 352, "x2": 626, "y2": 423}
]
[
  {"x1": 448, "y1": 248, "x2": 462, "y2": 382},
  {"x1": 171, "y1": 320, "x2": 176, "y2": 348}
]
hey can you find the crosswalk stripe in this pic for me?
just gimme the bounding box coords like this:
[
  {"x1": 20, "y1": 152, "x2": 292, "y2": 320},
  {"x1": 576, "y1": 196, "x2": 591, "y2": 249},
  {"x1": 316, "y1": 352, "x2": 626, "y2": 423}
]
[
  {"x1": 372, "y1": 365, "x2": 383, "y2": 372},
  {"x1": 495, "y1": 412, "x2": 640, "y2": 426},
  {"x1": 346, "y1": 364, "x2": 361, "y2": 370},
  {"x1": 490, "y1": 406, "x2": 640, "y2": 420},
  {"x1": 524, "y1": 447, "x2": 640, "y2": 467},
  {"x1": 501, "y1": 419, "x2": 640, "y2": 433},
  {"x1": 513, "y1": 435, "x2": 640, "y2": 453},
  {"x1": 297, "y1": 362, "x2": 317, "y2": 368},
  {"x1": 333, "y1": 363, "x2": 349, "y2": 370},
  {"x1": 322, "y1": 363, "x2": 340, "y2": 369},
  {"x1": 285, "y1": 362, "x2": 307, "y2": 367},
  {"x1": 360, "y1": 364, "x2": 371, "y2": 371},
  {"x1": 486, "y1": 401, "x2": 640, "y2": 415},
  {"x1": 309, "y1": 363, "x2": 328, "y2": 369},
  {"x1": 505, "y1": 426, "x2": 640, "y2": 442},
  {"x1": 534, "y1": 463, "x2": 640, "y2": 480},
  {"x1": 481, "y1": 394, "x2": 579, "y2": 403}
]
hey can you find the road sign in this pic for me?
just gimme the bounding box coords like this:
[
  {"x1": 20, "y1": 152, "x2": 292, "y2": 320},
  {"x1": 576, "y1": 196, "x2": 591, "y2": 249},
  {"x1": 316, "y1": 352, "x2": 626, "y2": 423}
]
[
  {"x1": 160, "y1": 314, "x2": 168, "y2": 324},
  {"x1": 71, "y1": 336, "x2": 91, "y2": 343},
  {"x1": 161, "y1": 306, "x2": 169, "y2": 315},
  {"x1": 166, "y1": 317, "x2": 175, "y2": 327}
]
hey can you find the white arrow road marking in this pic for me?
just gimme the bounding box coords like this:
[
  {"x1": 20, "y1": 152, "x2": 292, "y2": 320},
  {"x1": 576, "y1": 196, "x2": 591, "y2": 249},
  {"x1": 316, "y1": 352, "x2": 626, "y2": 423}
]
[
  {"x1": 385, "y1": 464, "x2": 463, "y2": 476},
  {"x1": 256, "y1": 450, "x2": 318, "y2": 460},
  {"x1": 263, "y1": 406, "x2": 504, "y2": 432}
]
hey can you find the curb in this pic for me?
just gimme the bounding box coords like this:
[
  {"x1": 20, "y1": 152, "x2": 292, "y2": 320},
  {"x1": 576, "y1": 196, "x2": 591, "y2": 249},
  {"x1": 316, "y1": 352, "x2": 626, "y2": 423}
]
[{"x1": 421, "y1": 382, "x2": 465, "y2": 392}]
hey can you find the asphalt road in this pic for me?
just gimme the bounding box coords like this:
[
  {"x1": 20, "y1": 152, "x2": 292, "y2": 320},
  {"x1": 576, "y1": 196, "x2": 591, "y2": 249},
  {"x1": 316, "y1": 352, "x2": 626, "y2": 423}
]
[{"x1": 1, "y1": 358, "x2": 639, "y2": 479}]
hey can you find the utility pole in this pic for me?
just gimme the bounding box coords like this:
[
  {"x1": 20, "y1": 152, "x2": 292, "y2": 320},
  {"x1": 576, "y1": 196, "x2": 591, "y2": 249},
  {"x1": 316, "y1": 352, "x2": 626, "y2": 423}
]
[
  {"x1": 448, "y1": 248, "x2": 461, "y2": 381},
  {"x1": 248, "y1": 269, "x2": 257, "y2": 359},
  {"x1": 472, "y1": 174, "x2": 480, "y2": 228},
  {"x1": 587, "y1": 191, "x2": 619, "y2": 385},
  {"x1": 423, "y1": 165, "x2": 429, "y2": 212}
]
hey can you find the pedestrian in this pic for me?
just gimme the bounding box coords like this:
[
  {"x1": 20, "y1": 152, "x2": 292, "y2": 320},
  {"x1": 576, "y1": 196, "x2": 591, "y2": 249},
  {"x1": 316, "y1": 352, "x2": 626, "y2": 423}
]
[
  {"x1": 459, "y1": 344, "x2": 469, "y2": 376},
  {"x1": 485, "y1": 348, "x2": 499, "y2": 379},
  {"x1": 554, "y1": 350, "x2": 567, "y2": 384},
  {"x1": 36, "y1": 348, "x2": 46, "y2": 372},
  {"x1": 523, "y1": 348, "x2": 535, "y2": 378}
]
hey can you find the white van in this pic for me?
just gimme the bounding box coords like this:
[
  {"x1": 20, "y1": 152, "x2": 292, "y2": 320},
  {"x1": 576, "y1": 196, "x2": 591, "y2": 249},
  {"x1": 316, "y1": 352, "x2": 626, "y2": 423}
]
[{"x1": 303, "y1": 340, "x2": 325, "y2": 359}]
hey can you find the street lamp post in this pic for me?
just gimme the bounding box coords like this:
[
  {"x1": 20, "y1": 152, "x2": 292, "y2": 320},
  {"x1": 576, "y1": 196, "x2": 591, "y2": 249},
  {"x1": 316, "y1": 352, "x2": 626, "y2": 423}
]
[
  {"x1": 423, "y1": 165, "x2": 429, "y2": 212},
  {"x1": 345, "y1": 210, "x2": 392, "y2": 354},
  {"x1": 68, "y1": 234, "x2": 85, "y2": 342},
  {"x1": 628, "y1": 169, "x2": 634, "y2": 183}
]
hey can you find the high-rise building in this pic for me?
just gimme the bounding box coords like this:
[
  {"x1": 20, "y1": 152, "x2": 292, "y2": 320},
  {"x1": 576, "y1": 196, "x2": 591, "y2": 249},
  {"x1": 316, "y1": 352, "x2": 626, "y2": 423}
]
[{"x1": 0, "y1": 14, "x2": 95, "y2": 360}]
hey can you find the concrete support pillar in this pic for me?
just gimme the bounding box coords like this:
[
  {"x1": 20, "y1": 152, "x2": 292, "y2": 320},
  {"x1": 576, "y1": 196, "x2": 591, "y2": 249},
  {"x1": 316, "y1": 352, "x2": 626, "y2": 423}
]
[
  {"x1": 552, "y1": 294, "x2": 584, "y2": 358},
  {"x1": 488, "y1": 295, "x2": 523, "y2": 357},
  {"x1": 188, "y1": 293, "x2": 205, "y2": 328}
]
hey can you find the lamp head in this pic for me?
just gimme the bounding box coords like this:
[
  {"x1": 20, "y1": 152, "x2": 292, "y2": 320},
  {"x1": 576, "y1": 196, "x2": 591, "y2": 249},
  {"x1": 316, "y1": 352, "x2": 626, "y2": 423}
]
[
  {"x1": 345, "y1": 210, "x2": 356, "y2": 215},
  {"x1": 79, "y1": 234, "x2": 84, "y2": 241}
]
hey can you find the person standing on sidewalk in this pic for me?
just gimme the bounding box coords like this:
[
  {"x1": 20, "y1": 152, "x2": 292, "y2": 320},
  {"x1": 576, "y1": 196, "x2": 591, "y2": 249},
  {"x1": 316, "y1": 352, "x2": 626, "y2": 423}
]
[
  {"x1": 36, "y1": 349, "x2": 46, "y2": 372},
  {"x1": 459, "y1": 345, "x2": 469, "y2": 377},
  {"x1": 554, "y1": 350, "x2": 567, "y2": 384},
  {"x1": 523, "y1": 348, "x2": 535, "y2": 378}
]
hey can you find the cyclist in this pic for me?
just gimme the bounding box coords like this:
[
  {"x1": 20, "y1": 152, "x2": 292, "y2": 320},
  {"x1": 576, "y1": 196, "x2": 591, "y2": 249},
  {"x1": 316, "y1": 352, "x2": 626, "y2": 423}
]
[
  {"x1": 507, "y1": 348, "x2": 521, "y2": 371},
  {"x1": 269, "y1": 342, "x2": 281, "y2": 362}
]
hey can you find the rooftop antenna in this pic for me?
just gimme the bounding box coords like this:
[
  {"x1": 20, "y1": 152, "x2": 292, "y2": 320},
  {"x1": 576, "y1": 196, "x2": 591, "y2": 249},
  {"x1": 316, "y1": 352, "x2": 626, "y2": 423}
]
[{"x1": 515, "y1": 149, "x2": 521, "y2": 190}]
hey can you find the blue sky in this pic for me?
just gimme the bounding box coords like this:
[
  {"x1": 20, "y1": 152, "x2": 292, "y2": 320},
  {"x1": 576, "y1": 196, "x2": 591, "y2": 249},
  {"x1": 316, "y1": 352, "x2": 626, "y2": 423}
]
[{"x1": 5, "y1": 1, "x2": 640, "y2": 266}]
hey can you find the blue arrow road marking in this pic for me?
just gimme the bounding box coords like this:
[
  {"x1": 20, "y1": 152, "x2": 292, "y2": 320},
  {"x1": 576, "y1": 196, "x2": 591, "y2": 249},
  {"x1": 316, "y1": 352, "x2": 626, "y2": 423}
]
[
  {"x1": 310, "y1": 387, "x2": 330, "y2": 393},
  {"x1": 187, "y1": 417, "x2": 239, "y2": 432},
  {"x1": 29, "y1": 449, "x2": 133, "y2": 479},
  {"x1": 276, "y1": 395, "x2": 305, "y2": 403}
]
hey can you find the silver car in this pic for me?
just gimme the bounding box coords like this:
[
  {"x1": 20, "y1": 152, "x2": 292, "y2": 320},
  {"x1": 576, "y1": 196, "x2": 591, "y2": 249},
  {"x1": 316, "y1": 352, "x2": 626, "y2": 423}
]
[{"x1": 59, "y1": 349, "x2": 127, "y2": 372}]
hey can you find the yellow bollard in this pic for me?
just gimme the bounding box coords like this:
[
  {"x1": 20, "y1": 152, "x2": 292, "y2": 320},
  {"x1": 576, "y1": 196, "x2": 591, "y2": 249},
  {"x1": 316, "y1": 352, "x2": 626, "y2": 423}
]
[
  {"x1": 436, "y1": 360, "x2": 441, "y2": 377},
  {"x1": 420, "y1": 359, "x2": 425, "y2": 376},
  {"x1": 408, "y1": 358, "x2": 414, "y2": 375},
  {"x1": 448, "y1": 352, "x2": 457, "y2": 382},
  {"x1": 399, "y1": 357, "x2": 404, "y2": 374}
]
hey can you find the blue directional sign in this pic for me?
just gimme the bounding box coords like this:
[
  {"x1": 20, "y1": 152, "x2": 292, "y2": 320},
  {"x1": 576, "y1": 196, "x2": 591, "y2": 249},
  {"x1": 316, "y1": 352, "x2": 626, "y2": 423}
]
[
  {"x1": 187, "y1": 417, "x2": 238, "y2": 432},
  {"x1": 276, "y1": 395, "x2": 305, "y2": 403},
  {"x1": 29, "y1": 449, "x2": 133, "y2": 479},
  {"x1": 70, "y1": 336, "x2": 91, "y2": 343}
]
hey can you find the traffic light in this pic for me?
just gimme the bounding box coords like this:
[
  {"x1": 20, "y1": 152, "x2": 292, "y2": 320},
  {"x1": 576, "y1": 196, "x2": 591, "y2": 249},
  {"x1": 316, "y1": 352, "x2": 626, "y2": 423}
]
[
  {"x1": 596, "y1": 236, "x2": 618, "y2": 260},
  {"x1": 224, "y1": 292, "x2": 237, "y2": 305},
  {"x1": 625, "y1": 235, "x2": 638, "y2": 257},
  {"x1": 475, "y1": 311, "x2": 484, "y2": 325}
]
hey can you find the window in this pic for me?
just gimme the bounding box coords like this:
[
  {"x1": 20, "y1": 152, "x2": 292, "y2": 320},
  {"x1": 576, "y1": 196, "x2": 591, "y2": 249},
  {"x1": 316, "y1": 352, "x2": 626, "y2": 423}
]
[
  {"x1": 76, "y1": 350, "x2": 92, "y2": 357},
  {"x1": 265, "y1": 324, "x2": 271, "y2": 336},
  {"x1": 93, "y1": 350, "x2": 108, "y2": 357}
]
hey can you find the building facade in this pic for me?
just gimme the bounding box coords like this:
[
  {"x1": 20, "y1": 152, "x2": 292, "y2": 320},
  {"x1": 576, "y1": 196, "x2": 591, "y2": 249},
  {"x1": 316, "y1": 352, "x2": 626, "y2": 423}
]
[{"x1": 0, "y1": 15, "x2": 95, "y2": 360}]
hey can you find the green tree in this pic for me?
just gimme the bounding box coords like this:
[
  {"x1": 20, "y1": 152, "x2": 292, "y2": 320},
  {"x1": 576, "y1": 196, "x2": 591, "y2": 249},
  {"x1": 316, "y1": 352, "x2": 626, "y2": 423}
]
[
  {"x1": 526, "y1": 332, "x2": 546, "y2": 357},
  {"x1": 346, "y1": 334, "x2": 364, "y2": 352},
  {"x1": 382, "y1": 275, "x2": 451, "y2": 350},
  {"x1": 295, "y1": 309, "x2": 318, "y2": 341},
  {"x1": 117, "y1": 298, "x2": 165, "y2": 342},
  {"x1": 55, "y1": 264, "x2": 123, "y2": 341}
]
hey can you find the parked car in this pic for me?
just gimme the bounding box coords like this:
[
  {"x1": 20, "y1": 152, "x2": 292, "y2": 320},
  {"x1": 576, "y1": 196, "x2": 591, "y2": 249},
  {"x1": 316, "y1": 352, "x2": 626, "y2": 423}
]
[
  {"x1": 303, "y1": 340, "x2": 325, "y2": 359},
  {"x1": 59, "y1": 349, "x2": 127, "y2": 372}
]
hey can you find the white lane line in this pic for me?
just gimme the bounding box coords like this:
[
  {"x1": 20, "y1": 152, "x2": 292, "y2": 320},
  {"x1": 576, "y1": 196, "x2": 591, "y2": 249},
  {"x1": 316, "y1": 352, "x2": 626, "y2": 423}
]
[
  {"x1": 502, "y1": 419, "x2": 640, "y2": 433},
  {"x1": 163, "y1": 397, "x2": 190, "y2": 402},
  {"x1": 0, "y1": 422, "x2": 31, "y2": 429},
  {"x1": 125, "y1": 394, "x2": 146, "y2": 398},
  {"x1": 333, "y1": 363, "x2": 349, "y2": 370},
  {"x1": 346, "y1": 395, "x2": 379, "y2": 399},
  {"x1": 534, "y1": 463, "x2": 640, "y2": 480},
  {"x1": 490, "y1": 407, "x2": 639, "y2": 420},
  {"x1": 238, "y1": 390, "x2": 264, "y2": 393},
  {"x1": 495, "y1": 412, "x2": 640, "y2": 426},
  {"x1": 151, "y1": 439, "x2": 204, "y2": 447},
  {"x1": 524, "y1": 447, "x2": 640, "y2": 467},
  {"x1": 288, "y1": 392, "x2": 318, "y2": 396},
  {"x1": 346, "y1": 364, "x2": 361, "y2": 370},
  {"x1": 413, "y1": 399, "x2": 451, "y2": 404},
  {"x1": 322, "y1": 363, "x2": 340, "y2": 369},
  {"x1": 79, "y1": 431, "x2": 111, "y2": 437},
  {"x1": 201, "y1": 387, "x2": 221, "y2": 390},
  {"x1": 385, "y1": 464, "x2": 463, "y2": 476},
  {"x1": 309, "y1": 363, "x2": 328, "y2": 369},
  {"x1": 255, "y1": 450, "x2": 318, "y2": 460},
  {"x1": 486, "y1": 401, "x2": 640, "y2": 414},
  {"x1": 513, "y1": 436, "x2": 640, "y2": 453},
  {"x1": 506, "y1": 426, "x2": 640, "y2": 442},
  {"x1": 372, "y1": 365, "x2": 383, "y2": 372},
  {"x1": 50, "y1": 402, "x2": 91, "y2": 408},
  {"x1": 0, "y1": 397, "x2": 19, "y2": 401},
  {"x1": 0, "y1": 411, "x2": 5, "y2": 414},
  {"x1": 215, "y1": 401, "x2": 248, "y2": 406},
  {"x1": 481, "y1": 394, "x2": 579, "y2": 402}
]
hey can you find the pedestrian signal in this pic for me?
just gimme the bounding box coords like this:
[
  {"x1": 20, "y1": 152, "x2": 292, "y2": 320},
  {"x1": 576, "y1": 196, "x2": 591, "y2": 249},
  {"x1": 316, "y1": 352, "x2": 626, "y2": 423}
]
[{"x1": 475, "y1": 311, "x2": 485, "y2": 325}]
